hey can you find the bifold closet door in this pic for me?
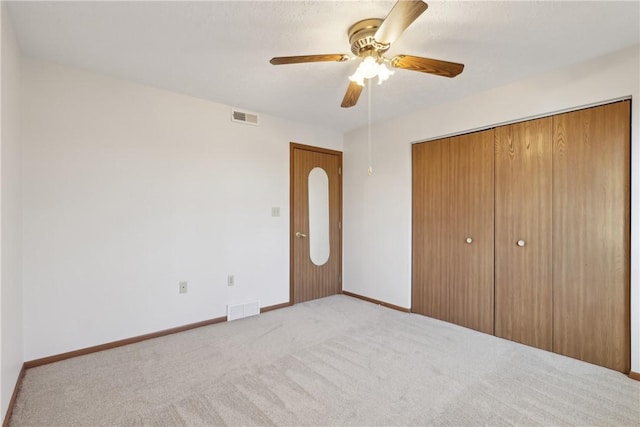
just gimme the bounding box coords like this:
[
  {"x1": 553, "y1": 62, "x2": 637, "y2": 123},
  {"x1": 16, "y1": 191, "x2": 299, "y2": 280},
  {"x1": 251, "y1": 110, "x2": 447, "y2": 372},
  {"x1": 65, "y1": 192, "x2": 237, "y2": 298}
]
[
  {"x1": 412, "y1": 130, "x2": 494, "y2": 334},
  {"x1": 553, "y1": 101, "x2": 630, "y2": 373},
  {"x1": 412, "y1": 139, "x2": 452, "y2": 322},
  {"x1": 448, "y1": 131, "x2": 495, "y2": 334},
  {"x1": 495, "y1": 117, "x2": 553, "y2": 351}
]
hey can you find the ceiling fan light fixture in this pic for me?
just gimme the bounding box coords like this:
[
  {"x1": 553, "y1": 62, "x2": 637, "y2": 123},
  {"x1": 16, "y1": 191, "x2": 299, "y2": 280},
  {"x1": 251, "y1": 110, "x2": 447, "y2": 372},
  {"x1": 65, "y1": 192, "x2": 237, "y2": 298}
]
[
  {"x1": 349, "y1": 56, "x2": 394, "y2": 87},
  {"x1": 269, "y1": 1, "x2": 464, "y2": 108},
  {"x1": 377, "y1": 62, "x2": 394, "y2": 84},
  {"x1": 360, "y1": 56, "x2": 380, "y2": 79}
]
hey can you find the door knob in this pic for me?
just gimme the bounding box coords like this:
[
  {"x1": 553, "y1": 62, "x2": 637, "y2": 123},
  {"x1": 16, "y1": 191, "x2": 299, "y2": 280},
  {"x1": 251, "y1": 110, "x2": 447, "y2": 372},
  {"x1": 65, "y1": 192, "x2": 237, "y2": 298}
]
[
  {"x1": 517, "y1": 239, "x2": 526, "y2": 247},
  {"x1": 295, "y1": 232, "x2": 307, "y2": 238},
  {"x1": 465, "y1": 237, "x2": 473, "y2": 244}
]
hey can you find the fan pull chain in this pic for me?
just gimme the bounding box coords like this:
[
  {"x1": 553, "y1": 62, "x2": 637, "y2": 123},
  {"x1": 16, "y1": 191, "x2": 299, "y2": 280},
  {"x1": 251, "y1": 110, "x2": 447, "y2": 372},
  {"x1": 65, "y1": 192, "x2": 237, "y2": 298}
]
[{"x1": 367, "y1": 78, "x2": 373, "y2": 176}]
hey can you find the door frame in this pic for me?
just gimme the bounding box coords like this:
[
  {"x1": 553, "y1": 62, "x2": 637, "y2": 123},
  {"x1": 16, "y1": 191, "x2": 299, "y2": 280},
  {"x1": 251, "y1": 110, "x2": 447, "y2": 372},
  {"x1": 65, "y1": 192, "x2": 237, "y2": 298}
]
[{"x1": 289, "y1": 142, "x2": 343, "y2": 304}]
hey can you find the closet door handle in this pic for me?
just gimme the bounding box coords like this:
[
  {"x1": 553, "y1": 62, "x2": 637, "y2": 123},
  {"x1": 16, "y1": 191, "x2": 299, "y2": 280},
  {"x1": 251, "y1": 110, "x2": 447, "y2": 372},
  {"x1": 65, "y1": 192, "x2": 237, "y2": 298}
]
[
  {"x1": 295, "y1": 232, "x2": 307, "y2": 238},
  {"x1": 517, "y1": 239, "x2": 526, "y2": 247},
  {"x1": 465, "y1": 237, "x2": 473, "y2": 244}
]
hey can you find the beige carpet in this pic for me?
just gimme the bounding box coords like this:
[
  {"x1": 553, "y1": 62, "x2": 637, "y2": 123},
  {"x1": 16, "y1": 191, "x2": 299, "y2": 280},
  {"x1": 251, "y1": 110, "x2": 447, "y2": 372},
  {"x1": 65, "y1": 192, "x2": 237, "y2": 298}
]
[{"x1": 9, "y1": 295, "x2": 640, "y2": 426}]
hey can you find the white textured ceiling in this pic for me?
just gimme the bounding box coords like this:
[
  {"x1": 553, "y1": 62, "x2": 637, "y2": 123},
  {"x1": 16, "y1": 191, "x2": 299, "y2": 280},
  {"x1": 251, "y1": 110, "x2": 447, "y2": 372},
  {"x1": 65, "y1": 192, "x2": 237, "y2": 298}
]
[{"x1": 6, "y1": 1, "x2": 640, "y2": 132}]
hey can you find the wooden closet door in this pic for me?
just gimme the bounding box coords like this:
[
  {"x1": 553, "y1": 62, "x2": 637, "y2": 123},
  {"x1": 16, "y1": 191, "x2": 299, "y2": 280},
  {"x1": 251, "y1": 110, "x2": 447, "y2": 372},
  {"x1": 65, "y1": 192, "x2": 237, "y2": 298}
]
[
  {"x1": 412, "y1": 139, "x2": 452, "y2": 322},
  {"x1": 412, "y1": 130, "x2": 494, "y2": 334},
  {"x1": 448, "y1": 131, "x2": 495, "y2": 334},
  {"x1": 552, "y1": 101, "x2": 630, "y2": 373},
  {"x1": 495, "y1": 117, "x2": 553, "y2": 350}
]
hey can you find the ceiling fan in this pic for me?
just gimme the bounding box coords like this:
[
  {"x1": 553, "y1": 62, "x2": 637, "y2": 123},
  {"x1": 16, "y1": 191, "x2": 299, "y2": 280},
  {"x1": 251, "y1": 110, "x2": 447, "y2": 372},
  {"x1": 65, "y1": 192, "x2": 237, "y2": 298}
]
[{"x1": 270, "y1": 0, "x2": 464, "y2": 108}]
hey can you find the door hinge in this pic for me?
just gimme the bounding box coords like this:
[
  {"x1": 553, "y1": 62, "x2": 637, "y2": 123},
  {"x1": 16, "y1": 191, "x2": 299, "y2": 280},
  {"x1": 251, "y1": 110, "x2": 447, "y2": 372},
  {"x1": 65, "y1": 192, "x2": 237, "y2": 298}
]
[
  {"x1": 339, "y1": 275, "x2": 342, "y2": 283},
  {"x1": 339, "y1": 167, "x2": 341, "y2": 175},
  {"x1": 339, "y1": 222, "x2": 342, "y2": 229}
]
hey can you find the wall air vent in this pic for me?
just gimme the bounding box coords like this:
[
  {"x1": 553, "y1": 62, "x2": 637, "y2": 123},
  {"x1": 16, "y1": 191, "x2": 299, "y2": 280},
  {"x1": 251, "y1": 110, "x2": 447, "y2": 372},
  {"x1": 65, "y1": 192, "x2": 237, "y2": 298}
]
[{"x1": 231, "y1": 109, "x2": 259, "y2": 126}]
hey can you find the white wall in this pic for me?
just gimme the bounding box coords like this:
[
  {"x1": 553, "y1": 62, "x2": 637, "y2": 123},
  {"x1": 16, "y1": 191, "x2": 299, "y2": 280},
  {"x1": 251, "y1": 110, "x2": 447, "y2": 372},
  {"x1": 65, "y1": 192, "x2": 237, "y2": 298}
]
[
  {"x1": 343, "y1": 45, "x2": 640, "y2": 372},
  {"x1": 21, "y1": 58, "x2": 342, "y2": 361},
  {"x1": 1, "y1": 3, "x2": 23, "y2": 420}
]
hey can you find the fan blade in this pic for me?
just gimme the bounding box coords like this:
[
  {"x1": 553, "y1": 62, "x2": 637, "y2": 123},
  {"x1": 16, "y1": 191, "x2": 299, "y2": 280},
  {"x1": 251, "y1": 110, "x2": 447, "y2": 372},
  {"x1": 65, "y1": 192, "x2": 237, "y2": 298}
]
[
  {"x1": 341, "y1": 81, "x2": 364, "y2": 108},
  {"x1": 390, "y1": 55, "x2": 464, "y2": 78},
  {"x1": 270, "y1": 54, "x2": 349, "y2": 65},
  {"x1": 374, "y1": 0, "x2": 428, "y2": 46}
]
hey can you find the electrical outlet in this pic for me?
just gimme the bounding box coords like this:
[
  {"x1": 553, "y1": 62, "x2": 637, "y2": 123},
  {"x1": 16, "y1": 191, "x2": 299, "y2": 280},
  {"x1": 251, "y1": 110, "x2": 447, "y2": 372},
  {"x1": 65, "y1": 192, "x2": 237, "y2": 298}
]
[
  {"x1": 179, "y1": 281, "x2": 188, "y2": 294},
  {"x1": 271, "y1": 207, "x2": 280, "y2": 217},
  {"x1": 227, "y1": 275, "x2": 234, "y2": 287}
]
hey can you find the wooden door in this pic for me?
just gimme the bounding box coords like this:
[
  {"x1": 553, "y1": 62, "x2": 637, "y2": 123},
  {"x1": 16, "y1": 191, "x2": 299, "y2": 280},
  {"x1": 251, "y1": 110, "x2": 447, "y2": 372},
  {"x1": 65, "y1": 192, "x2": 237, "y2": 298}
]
[
  {"x1": 412, "y1": 138, "x2": 453, "y2": 322},
  {"x1": 552, "y1": 101, "x2": 630, "y2": 372},
  {"x1": 495, "y1": 117, "x2": 553, "y2": 350},
  {"x1": 448, "y1": 131, "x2": 495, "y2": 334},
  {"x1": 290, "y1": 143, "x2": 342, "y2": 304},
  {"x1": 412, "y1": 130, "x2": 494, "y2": 334}
]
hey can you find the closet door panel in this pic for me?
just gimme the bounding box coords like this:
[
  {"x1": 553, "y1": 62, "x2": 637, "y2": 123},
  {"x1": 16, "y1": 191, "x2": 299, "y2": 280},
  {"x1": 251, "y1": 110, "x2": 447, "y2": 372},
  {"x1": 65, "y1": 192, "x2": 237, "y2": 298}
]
[
  {"x1": 552, "y1": 101, "x2": 630, "y2": 373},
  {"x1": 412, "y1": 140, "x2": 452, "y2": 321},
  {"x1": 495, "y1": 117, "x2": 553, "y2": 350},
  {"x1": 449, "y1": 131, "x2": 495, "y2": 334}
]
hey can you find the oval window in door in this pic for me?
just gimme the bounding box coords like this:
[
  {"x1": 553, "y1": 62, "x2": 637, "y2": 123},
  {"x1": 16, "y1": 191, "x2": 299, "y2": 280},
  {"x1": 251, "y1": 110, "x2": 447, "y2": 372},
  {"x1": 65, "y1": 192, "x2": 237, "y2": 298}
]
[{"x1": 308, "y1": 167, "x2": 330, "y2": 266}]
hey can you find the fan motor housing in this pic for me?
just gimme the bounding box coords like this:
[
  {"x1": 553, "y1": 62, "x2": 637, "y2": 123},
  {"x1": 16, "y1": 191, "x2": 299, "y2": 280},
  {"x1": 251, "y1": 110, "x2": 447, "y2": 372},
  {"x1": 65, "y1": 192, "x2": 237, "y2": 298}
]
[{"x1": 348, "y1": 18, "x2": 390, "y2": 57}]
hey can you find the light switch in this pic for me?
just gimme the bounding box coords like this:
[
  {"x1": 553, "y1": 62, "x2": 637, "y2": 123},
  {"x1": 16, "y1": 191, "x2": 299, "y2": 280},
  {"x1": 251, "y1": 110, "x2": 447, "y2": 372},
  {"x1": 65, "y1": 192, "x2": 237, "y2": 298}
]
[{"x1": 271, "y1": 207, "x2": 280, "y2": 217}]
